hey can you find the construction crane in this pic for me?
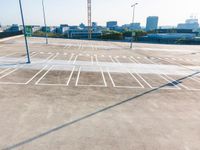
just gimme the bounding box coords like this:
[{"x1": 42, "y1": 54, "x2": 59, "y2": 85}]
[{"x1": 87, "y1": 0, "x2": 92, "y2": 39}]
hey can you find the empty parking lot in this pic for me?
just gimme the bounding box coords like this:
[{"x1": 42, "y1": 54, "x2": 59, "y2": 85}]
[{"x1": 0, "y1": 37, "x2": 200, "y2": 150}]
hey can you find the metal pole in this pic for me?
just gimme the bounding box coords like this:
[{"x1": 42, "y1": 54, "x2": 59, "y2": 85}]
[
  {"x1": 19, "y1": 0, "x2": 31, "y2": 63},
  {"x1": 87, "y1": 0, "x2": 92, "y2": 39},
  {"x1": 130, "y1": 3, "x2": 138, "y2": 49},
  {"x1": 132, "y1": 5, "x2": 136, "y2": 24},
  {"x1": 42, "y1": 0, "x2": 48, "y2": 44}
]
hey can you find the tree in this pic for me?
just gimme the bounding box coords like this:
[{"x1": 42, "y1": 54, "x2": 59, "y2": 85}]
[{"x1": 101, "y1": 30, "x2": 123, "y2": 40}]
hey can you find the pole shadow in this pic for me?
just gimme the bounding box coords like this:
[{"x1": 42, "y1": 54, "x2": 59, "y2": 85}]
[{"x1": 2, "y1": 71, "x2": 200, "y2": 150}]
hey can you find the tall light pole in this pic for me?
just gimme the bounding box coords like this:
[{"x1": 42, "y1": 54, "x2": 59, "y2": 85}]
[
  {"x1": 130, "y1": 2, "x2": 138, "y2": 49},
  {"x1": 42, "y1": 0, "x2": 48, "y2": 44},
  {"x1": 19, "y1": 0, "x2": 31, "y2": 63},
  {"x1": 87, "y1": 0, "x2": 92, "y2": 39}
]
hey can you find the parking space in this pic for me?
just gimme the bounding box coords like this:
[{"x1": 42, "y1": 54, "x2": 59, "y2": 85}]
[
  {"x1": 114, "y1": 56, "x2": 135, "y2": 63},
  {"x1": 32, "y1": 52, "x2": 54, "y2": 61},
  {"x1": 76, "y1": 67, "x2": 106, "y2": 87},
  {"x1": 166, "y1": 75, "x2": 200, "y2": 90},
  {"x1": 0, "y1": 68, "x2": 43, "y2": 84},
  {"x1": 133, "y1": 56, "x2": 154, "y2": 64},
  {"x1": 139, "y1": 74, "x2": 180, "y2": 89},
  {"x1": 96, "y1": 55, "x2": 115, "y2": 62},
  {"x1": 1, "y1": 37, "x2": 200, "y2": 150},
  {"x1": 0, "y1": 50, "x2": 199, "y2": 91},
  {"x1": 107, "y1": 69, "x2": 143, "y2": 89},
  {"x1": 36, "y1": 65, "x2": 75, "y2": 86},
  {"x1": 76, "y1": 54, "x2": 94, "y2": 65}
]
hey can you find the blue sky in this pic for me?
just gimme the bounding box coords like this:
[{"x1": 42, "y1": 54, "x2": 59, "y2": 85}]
[{"x1": 0, "y1": 0, "x2": 200, "y2": 26}]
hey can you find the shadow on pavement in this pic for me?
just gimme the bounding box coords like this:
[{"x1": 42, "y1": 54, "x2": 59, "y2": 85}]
[{"x1": 3, "y1": 71, "x2": 200, "y2": 150}]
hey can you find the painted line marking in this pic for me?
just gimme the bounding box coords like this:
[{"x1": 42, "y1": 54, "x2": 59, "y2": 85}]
[
  {"x1": 66, "y1": 67, "x2": 75, "y2": 86},
  {"x1": 76, "y1": 67, "x2": 107, "y2": 87},
  {"x1": 68, "y1": 53, "x2": 75, "y2": 63},
  {"x1": 107, "y1": 68, "x2": 143, "y2": 89}
]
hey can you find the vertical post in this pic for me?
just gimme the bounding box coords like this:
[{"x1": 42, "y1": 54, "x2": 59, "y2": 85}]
[
  {"x1": 130, "y1": 3, "x2": 138, "y2": 49},
  {"x1": 87, "y1": 0, "x2": 92, "y2": 39},
  {"x1": 19, "y1": 0, "x2": 31, "y2": 63},
  {"x1": 42, "y1": 0, "x2": 48, "y2": 45}
]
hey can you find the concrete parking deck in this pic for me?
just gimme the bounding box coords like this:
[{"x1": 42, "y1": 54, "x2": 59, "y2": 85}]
[{"x1": 0, "y1": 37, "x2": 200, "y2": 150}]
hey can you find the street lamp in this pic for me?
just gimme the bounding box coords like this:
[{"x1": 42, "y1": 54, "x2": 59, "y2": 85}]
[
  {"x1": 130, "y1": 2, "x2": 138, "y2": 49},
  {"x1": 42, "y1": 0, "x2": 48, "y2": 45},
  {"x1": 19, "y1": 0, "x2": 31, "y2": 63}
]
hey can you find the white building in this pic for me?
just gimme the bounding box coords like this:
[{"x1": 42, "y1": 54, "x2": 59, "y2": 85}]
[{"x1": 177, "y1": 18, "x2": 199, "y2": 31}]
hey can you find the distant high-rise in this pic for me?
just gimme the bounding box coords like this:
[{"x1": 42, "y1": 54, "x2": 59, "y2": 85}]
[{"x1": 146, "y1": 16, "x2": 159, "y2": 31}]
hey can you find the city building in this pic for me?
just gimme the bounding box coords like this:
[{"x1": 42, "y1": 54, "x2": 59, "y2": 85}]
[
  {"x1": 41, "y1": 26, "x2": 56, "y2": 33},
  {"x1": 59, "y1": 24, "x2": 69, "y2": 34},
  {"x1": 5, "y1": 24, "x2": 21, "y2": 32},
  {"x1": 106, "y1": 21, "x2": 118, "y2": 29},
  {"x1": 177, "y1": 17, "x2": 199, "y2": 31},
  {"x1": 32, "y1": 25, "x2": 41, "y2": 32},
  {"x1": 146, "y1": 16, "x2": 159, "y2": 31},
  {"x1": 129, "y1": 23, "x2": 141, "y2": 30},
  {"x1": 159, "y1": 26, "x2": 175, "y2": 29},
  {"x1": 139, "y1": 28, "x2": 198, "y2": 44}
]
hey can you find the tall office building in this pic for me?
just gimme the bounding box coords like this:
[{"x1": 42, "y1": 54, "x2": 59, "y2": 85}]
[{"x1": 146, "y1": 16, "x2": 159, "y2": 31}]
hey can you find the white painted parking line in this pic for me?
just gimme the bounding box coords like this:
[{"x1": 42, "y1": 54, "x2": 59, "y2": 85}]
[
  {"x1": 0, "y1": 68, "x2": 11, "y2": 74},
  {"x1": 94, "y1": 55, "x2": 99, "y2": 65},
  {"x1": 0, "y1": 52, "x2": 39, "y2": 79},
  {"x1": 113, "y1": 56, "x2": 145, "y2": 89},
  {"x1": 75, "y1": 67, "x2": 81, "y2": 86},
  {"x1": 25, "y1": 66, "x2": 49, "y2": 84},
  {"x1": 36, "y1": 66, "x2": 75, "y2": 86},
  {"x1": 35, "y1": 66, "x2": 53, "y2": 85},
  {"x1": 139, "y1": 74, "x2": 180, "y2": 90},
  {"x1": 160, "y1": 75, "x2": 181, "y2": 90},
  {"x1": 76, "y1": 67, "x2": 107, "y2": 87},
  {"x1": 68, "y1": 53, "x2": 75, "y2": 63},
  {"x1": 66, "y1": 67, "x2": 75, "y2": 86},
  {"x1": 73, "y1": 55, "x2": 78, "y2": 64},
  {"x1": 0, "y1": 51, "x2": 56, "y2": 85},
  {"x1": 164, "y1": 75, "x2": 200, "y2": 90},
  {"x1": 0, "y1": 65, "x2": 48, "y2": 85},
  {"x1": 107, "y1": 68, "x2": 144, "y2": 89},
  {"x1": 162, "y1": 57, "x2": 194, "y2": 68},
  {"x1": 0, "y1": 68, "x2": 18, "y2": 80},
  {"x1": 109, "y1": 56, "x2": 116, "y2": 63},
  {"x1": 91, "y1": 56, "x2": 94, "y2": 65},
  {"x1": 130, "y1": 57, "x2": 139, "y2": 63},
  {"x1": 43, "y1": 53, "x2": 59, "y2": 63},
  {"x1": 101, "y1": 68, "x2": 107, "y2": 87},
  {"x1": 114, "y1": 58, "x2": 122, "y2": 66}
]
